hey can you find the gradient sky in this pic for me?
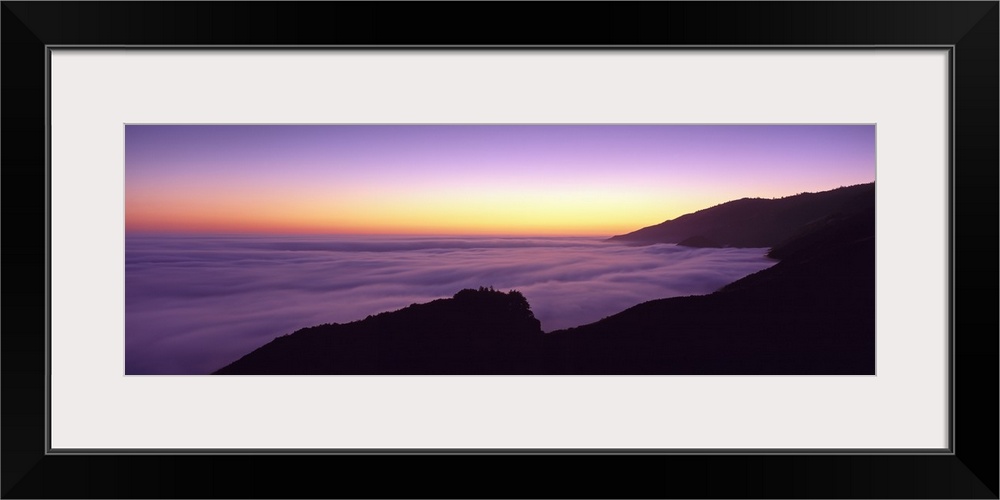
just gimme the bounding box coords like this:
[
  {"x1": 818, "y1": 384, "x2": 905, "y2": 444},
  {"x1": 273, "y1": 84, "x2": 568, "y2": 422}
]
[{"x1": 124, "y1": 125, "x2": 875, "y2": 236}]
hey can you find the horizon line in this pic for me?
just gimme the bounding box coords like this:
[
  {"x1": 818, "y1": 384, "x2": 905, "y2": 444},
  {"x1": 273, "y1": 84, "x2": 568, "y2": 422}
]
[
  {"x1": 124, "y1": 181, "x2": 875, "y2": 238},
  {"x1": 124, "y1": 231, "x2": 618, "y2": 239}
]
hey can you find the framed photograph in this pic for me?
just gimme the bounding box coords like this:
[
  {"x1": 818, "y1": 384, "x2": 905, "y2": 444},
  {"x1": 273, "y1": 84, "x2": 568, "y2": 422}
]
[
  {"x1": 123, "y1": 123, "x2": 877, "y2": 377},
  {"x1": 3, "y1": 2, "x2": 996, "y2": 498}
]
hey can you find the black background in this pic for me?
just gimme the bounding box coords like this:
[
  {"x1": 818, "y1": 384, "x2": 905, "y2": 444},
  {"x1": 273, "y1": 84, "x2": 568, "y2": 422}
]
[{"x1": 2, "y1": 2, "x2": 997, "y2": 498}]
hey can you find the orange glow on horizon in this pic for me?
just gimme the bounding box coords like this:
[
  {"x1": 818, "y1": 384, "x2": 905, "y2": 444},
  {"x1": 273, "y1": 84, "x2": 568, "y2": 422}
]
[
  {"x1": 125, "y1": 189, "x2": 720, "y2": 237},
  {"x1": 125, "y1": 125, "x2": 876, "y2": 237}
]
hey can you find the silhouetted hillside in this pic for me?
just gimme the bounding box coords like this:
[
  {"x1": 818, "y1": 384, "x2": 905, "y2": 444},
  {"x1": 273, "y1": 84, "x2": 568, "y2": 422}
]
[
  {"x1": 214, "y1": 287, "x2": 544, "y2": 374},
  {"x1": 215, "y1": 185, "x2": 875, "y2": 375},
  {"x1": 545, "y1": 205, "x2": 875, "y2": 374},
  {"x1": 609, "y1": 183, "x2": 875, "y2": 248},
  {"x1": 675, "y1": 235, "x2": 723, "y2": 248}
]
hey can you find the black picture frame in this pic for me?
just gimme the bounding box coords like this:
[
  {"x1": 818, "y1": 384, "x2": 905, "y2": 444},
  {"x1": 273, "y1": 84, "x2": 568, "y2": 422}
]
[{"x1": 2, "y1": 2, "x2": 996, "y2": 498}]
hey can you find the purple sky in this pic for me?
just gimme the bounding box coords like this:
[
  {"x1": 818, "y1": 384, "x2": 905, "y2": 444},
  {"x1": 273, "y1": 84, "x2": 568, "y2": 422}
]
[{"x1": 125, "y1": 125, "x2": 876, "y2": 236}]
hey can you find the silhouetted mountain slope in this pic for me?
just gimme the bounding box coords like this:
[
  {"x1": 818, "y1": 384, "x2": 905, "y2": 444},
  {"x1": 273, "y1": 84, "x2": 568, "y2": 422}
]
[
  {"x1": 545, "y1": 205, "x2": 875, "y2": 374},
  {"x1": 609, "y1": 183, "x2": 875, "y2": 248},
  {"x1": 215, "y1": 185, "x2": 875, "y2": 375},
  {"x1": 675, "y1": 235, "x2": 723, "y2": 248},
  {"x1": 214, "y1": 288, "x2": 544, "y2": 374}
]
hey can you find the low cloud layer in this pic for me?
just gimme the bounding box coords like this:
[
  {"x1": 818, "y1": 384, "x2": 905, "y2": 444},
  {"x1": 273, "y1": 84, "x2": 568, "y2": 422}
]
[{"x1": 125, "y1": 235, "x2": 776, "y2": 374}]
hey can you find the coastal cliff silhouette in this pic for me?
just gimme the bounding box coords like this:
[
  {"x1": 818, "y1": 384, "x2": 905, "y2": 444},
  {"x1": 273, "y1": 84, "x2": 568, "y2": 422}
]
[
  {"x1": 610, "y1": 182, "x2": 874, "y2": 248},
  {"x1": 214, "y1": 183, "x2": 875, "y2": 375}
]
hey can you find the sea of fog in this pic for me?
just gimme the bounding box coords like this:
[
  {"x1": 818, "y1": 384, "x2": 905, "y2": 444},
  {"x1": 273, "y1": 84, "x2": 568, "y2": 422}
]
[{"x1": 125, "y1": 235, "x2": 777, "y2": 374}]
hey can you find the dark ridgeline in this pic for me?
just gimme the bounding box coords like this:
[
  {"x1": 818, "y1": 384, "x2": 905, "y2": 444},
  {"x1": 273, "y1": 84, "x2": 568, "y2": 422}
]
[
  {"x1": 214, "y1": 287, "x2": 546, "y2": 375},
  {"x1": 545, "y1": 203, "x2": 875, "y2": 374},
  {"x1": 214, "y1": 183, "x2": 875, "y2": 375},
  {"x1": 609, "y1": 182, "x2": 875, "y2": 248}
]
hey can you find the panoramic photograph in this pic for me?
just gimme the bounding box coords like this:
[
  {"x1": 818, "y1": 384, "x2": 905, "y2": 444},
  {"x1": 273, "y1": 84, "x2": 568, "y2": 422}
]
[{"x1": 124, "y1": 124, "x2": 876, "y2": 375}]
